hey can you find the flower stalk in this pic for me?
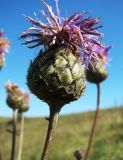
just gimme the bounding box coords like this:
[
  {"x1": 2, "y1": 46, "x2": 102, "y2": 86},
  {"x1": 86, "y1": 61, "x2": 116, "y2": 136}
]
[
  {"x1": 41, "y1": 107, "x2": 60, "y2": 160},
  {"x1": 11, "y1": 109, "x2": 18, "y2": 160},
  {"x1": 0, "y1": 146, "x2": 2, "y2": 160},
  {"x1": 17, "y1": 113, "x2": 24, "y2": 160},
  {"x1": 84, "y1": 83, "x2": 100, "y2": 160},
  {"x1": 5, "y1": 81, "x2": 30, "y2": 160}
]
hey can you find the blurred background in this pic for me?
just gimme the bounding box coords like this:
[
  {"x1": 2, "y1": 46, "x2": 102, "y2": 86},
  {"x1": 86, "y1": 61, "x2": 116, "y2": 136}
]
[{"x1": 0, "y1": 0, "x2": 123, "y2": 117}]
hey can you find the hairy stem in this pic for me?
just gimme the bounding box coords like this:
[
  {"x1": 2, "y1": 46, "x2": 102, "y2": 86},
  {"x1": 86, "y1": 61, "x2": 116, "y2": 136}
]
[
  {"x1": 17, "y1": 113, "x2": 24, "y2": 160},
  {"x1": 11, "y1": 109, "x2": 18, "y2": 160},
  {"x1": 84, "y1": 83, "x2": 100, "y2": 160},
  {"x1": 41, "y1": 107, "x2": 60, "y2": 160}
]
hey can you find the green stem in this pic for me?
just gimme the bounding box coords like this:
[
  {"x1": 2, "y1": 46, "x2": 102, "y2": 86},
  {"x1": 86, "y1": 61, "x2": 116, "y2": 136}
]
[
  {"x1": 11, "y1": 109, "x2": 18, "y2": 160},
  {"x1": 17, "y1": 113, "x2": 24, "y2": 160},
  {"x1": 0, "y1": 146, "x2": 2, "y2": 160},
  {"x1": 84, "y1": 83, "x2": 100, "y2": 160},
  {"x1": 41, "y1": 107, "x2": 60, "y2": 160}
]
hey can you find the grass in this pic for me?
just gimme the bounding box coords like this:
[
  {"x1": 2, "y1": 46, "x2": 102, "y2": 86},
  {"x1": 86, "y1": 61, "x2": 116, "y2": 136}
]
[{"x1": 0, "y1": 106, "x2": 123, "y2": 160}]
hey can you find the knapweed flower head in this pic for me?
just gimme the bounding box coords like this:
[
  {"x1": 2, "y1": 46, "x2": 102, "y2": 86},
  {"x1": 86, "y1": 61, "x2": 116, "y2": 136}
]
[
  {"x1": 5, "y1": 81, "x2": 30, "y2": 112},
  {"x1": 86, "y1": 44, "x2": 110, "y2": 83},
  {"x1": 0, "y1": 30, "x2": 9, "y2": 55},
  {"x1": 20, "y1": 0, "x2": 109, "y2": 68},
  {"x1": 92, "y1": 44, "x2": 111, "y2": 64},
  {"x1": 0, "y1": 30, "x2": 10, "y2": 69}
]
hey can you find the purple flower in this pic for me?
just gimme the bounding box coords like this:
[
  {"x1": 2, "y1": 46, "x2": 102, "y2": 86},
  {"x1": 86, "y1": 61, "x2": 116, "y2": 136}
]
[
  {"x1": 20, "y1": 0, "x2": 109, "y2": 67},
  {"x1": 0, "y1": 30, "x2": 10, "y2": 55}
]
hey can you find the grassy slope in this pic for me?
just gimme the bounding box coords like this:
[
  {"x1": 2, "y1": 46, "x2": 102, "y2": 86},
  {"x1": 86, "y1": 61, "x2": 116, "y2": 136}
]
[{"x1": 0, "y1": 107, "x2": 123, "y2": 160}]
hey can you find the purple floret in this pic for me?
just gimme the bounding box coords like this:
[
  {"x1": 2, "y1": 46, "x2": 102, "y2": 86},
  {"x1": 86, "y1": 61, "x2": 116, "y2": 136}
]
[
  {"x1": 0, "y1": 30, "x2": 9, "y2": 55},
  {"x1": 20, "y1": 0, "x2": 109, "y2": 67}
]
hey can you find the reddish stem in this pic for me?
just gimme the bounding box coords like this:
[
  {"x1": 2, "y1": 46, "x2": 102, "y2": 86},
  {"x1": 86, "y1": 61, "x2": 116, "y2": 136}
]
[{"x1": 84, "y1": 83, "x2": 100, "y2": 160}]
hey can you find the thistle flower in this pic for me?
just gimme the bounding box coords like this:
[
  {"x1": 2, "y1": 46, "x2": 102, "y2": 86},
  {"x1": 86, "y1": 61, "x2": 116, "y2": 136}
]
[
  {"x1": 0, "y1": 30, "x2": 10, "y2": 70},
  {"x1": 20, "y1": 0, "x2": 108, "y2": 108},
  {"x1": 20, "y1": 0, "x2": 107, "y2": 68},
  {"x1": 5, "y1": 82, "x2": 30, "y2": 160},
  {"x1": 5, "y1": 81, "x2": 30, "y2": 112},
  {"x1": 20, "y1": 1, "x2": 109, "y2": 159},
  {"x1": 84, "y1": 46, "x2": 110, "y2": 160}
]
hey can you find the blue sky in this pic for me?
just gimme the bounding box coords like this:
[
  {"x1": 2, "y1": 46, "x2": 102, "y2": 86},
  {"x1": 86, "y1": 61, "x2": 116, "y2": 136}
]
[{"x1": 0, "y1": 0, "x2": 123, "y2": 117}]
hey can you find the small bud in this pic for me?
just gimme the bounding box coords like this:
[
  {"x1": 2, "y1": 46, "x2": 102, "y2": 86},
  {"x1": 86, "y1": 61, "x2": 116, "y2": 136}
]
[
  {"x1": 86, "y1": 62, "x2": 108, "y2": 84},
  {"x1": 74, "y1": 149, "x2": 84, "y2": 160},
  {"x1": 45, "y1": 117, "x2": 50, "y2": 121}
]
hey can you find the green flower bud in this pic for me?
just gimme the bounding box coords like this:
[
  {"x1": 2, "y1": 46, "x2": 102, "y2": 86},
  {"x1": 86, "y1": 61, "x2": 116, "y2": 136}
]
[
  {"x1": 74, "y1": 149, "x2": 84, "y2": 160},
  {"x1": 5, "y1": 81, "x2": 30, "y2": 112},
  {"x1": 86, "y1": 62, "x2": 108, "y2": 84},
  {"x1": 27, "y1": 46, "x2": 86, "y2": 109}
]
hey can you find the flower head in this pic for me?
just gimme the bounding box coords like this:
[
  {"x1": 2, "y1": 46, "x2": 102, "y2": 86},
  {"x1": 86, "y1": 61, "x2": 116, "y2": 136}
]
[
  {"x1": 0, "y1": 30, "x2": 10, "y2": 69},
  {"x1": 20, "y1": 0, "x2": 109, "y2": 67},
  {"x1": 5, "y1": 81, "x2": 30, "y2": 111},
  {"x1": 0, "y1": 30, "x2": 10, "y2": 55}
]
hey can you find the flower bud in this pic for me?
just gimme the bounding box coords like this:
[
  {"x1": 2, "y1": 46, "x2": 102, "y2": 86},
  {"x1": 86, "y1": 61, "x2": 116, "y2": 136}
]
[
  {"x1": 5, "y1": 81, "x2": 30, "y2": 112},
  {"x1": 27, "y1": 46, "x2": 86, "y2": 109},
  {"x1": 74, "y1": 149, "x2": 84, "y2": 160},
  {"x1": 86, "y1": 62, "x2": 108, "y2": 84}
]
